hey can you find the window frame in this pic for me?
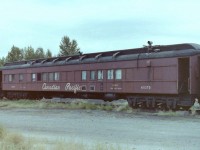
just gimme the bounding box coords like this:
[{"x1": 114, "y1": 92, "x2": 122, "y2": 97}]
[
  {"x1": 54, "y1": 72, "x2": 60, "y2": 81},
  {"x1": 31, "y1": 73, "x2": 36, "y2": 82},
  {"x1": 107, "y1": 69, "x2": 114, "y2": 80},
  {"x1": 4, "y1": 75, "x2": 8, "y2": 82},
  {"x1": 115, "y1": 69, "x2": 122, "y2": 80},
  {"x1": 42, "y1": 73, "x2": 48, "y2": 81},
  {"x1": 19, "y1": 74, "x2": 24, "y2": 82},
  {"x1": 82, "y1": 85, "x2": 87, "y2": 91},
  {"x1": 90, "y1": 70, "x2": 95, "y2": 80},
  {"x1": 81, "y1": 71, "x2": 87, "y2": 81},
  {"x1": 90, "y1": 85, "x2": 95, "y2": 91},
  {"x1": 98, "y1": 70, "x2": 103, "y2": 80},
  {"x1": 37, "y1": 73, "x2": 42, "y2": 81},
  {"x1": 49, "y1": 72, "x2": 54, "y2": 81},
  {"x1": 8, "y1": 74, "x2": 15, "y2": 82}
]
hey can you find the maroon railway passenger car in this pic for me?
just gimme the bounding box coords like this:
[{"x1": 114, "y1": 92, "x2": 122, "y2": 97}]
[{"x1": 1, "y1": 43, "x2": 200, "y2": 109}]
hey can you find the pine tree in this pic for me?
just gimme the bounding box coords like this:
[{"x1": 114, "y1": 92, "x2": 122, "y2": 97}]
[
  {"x1": 46, "y1": 49, "x2": 52, "y2": 58},
  {"x1": 24, "y1": 46, "x2": 35, "y2": 60},
  {"x1": 6, "y1": 45, "x2": 23, "y2": 62},
  {"x1": 0, "y1": 57, "x2": 6, "y2": 66},
  {"x1": 58, "y1": 36, "x2": 81, "y2": 56},
  {"x1": 35, "y1": 47, "x2": 45, "y2": 58}
]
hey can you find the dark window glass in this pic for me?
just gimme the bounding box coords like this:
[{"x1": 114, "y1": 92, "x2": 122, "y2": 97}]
[
  {"x1": 82, "y1": 85, "x2": 87, "y2": 91},
  {"x1": 90, "y1": 85, "x2": 95, "y2": 91},
  {"x1": 37, "y1": 73, "x2": 41, "y2": 81}
]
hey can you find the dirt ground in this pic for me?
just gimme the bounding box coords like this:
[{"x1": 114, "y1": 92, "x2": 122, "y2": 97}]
[{"x1": 0, "y1": 108, "x2": 200, "y2": 150}]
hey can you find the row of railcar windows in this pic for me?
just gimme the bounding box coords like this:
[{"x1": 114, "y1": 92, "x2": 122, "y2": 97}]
[
  {"x1": 31, "y1": 72, "x2": 60, "y2": 82},
  {"x1": 4, "y1": 72, "x2": 60, "y2": 83},
  {"x1": 4, "y1": 69, "x2": 122, "y2": 83},
  {"x1": 82, "y1": 69, "x2": 122, "y2": 80}
]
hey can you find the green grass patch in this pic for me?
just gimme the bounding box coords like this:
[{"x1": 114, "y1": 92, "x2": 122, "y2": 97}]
[{"x1": 0, "y1": 99, "x2": 131, "y2": 113}]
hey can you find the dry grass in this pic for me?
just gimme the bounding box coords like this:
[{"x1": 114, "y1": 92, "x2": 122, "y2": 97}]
[
  {"x1": 0, "y1": 99, "x2": 130, "y2": 113},
  {"x1": 53, "y1": 140, "x2": 122, "y2": 150},
  {"x1": 1, "y1": 99, "x2": 192, "y2": 118},
  {"x1": 94, "y1": 143, "x2": 122, "y2": 150},
  {"x1": 54, "y1": 140, "x2": 86, "y2": 150},
  {"x1": 0, "y1": 124, "x2": 30, "y2": 150},
  {"x1": 0, "y1": 125, "x2": 122, "y2": 150},
  {"x1": 0, "y1": 125, "x2": 6, "y2": 139}
]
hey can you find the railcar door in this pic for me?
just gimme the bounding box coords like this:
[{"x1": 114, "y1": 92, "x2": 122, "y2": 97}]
[{"x1": 178, "y1": 58, "x2": 189, "y2": 94}]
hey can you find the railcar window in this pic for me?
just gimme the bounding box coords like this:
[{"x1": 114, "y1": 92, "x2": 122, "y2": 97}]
[
  {"x1": 54, "y1": 72, "x2": 60, "y2": 81},
  {"x1": 49, "y1": 73, "x2": 54, "y2": 81},
  {"x1": 115, "y1": 69, "x2": 122, "y2": 80},
  {"x1": 19, "y1": 74, "x2": 24, "y2": 82},
  {"x1": 42, "y1": 73, "x2": 48, "y2": 81},
  {"x1": 90, "y1": 71, "x2": 95, "y2": 80},
  {"x1": 31, "y1": 73, "x2": 36, "y2": 82},
  {"x1": 8, "y1": 75, "x2": 12, "y2": 82},
  {"x1": 98, "y1": 70, "x2": 103, "y2": 80},
  {"x1": 8, "y1": 74, "x2": 15, "y2": 82},
  {"x1": 90, "y1": 85, "x2": 95, "y2": 91},
  {"x1": 4, "y1": 75, "x2": 8, "y2": 82},
  {"x1": 82, "y1": 85, "x2": 87, "y2": 91},
  {"x1": 37, "y1": 73, "x2": 41, "y2": 81},
  {"x1": 107, "y1": 69, "x2": 114, "y2": 80},
  {"x1": 82, "y1": 71, "x2": 87, "y2": 80}
]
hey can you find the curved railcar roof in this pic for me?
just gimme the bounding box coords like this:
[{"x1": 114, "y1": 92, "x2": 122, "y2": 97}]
[{"x1": 2, "y1": 43, "x2": 200, "y2": 70}]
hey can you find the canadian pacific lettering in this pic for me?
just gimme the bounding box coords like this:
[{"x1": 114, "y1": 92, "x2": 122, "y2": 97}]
[
  {"x1": 65, "y1": 83, "x2": 81, "y2": 93},
  {"x1": 42, "y1": 83, "x2": 81, "y2": 93},
  {"x1": 42, "y1": 83, "x2": 60, "y2": 90}
]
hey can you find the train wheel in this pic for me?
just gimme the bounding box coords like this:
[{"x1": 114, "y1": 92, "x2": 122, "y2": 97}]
[
  {"x1": 146, "y1": 100, "x2": 151, "y2": 109},
  {"x1": 183, "y1": 106, "x2": 190, "y2": 111},
  {"x1": 127, "y1": 97, "x2": 138, "y2": 109},
  {"x1": 156, "y1": 103, "x2": 166, "y2": 111},
  {"x1": 172, "y1": 100, "x2": 177, "y2": 110},
  {"x1": 150, "y1": 99, "x2": 156, "y2": 109},
  {"x1": 127, "y1": 99, "x2": 133, "y2": 107}
]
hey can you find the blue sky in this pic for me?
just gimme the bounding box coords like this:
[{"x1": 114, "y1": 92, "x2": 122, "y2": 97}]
[{"x1": 1, "y1": 0, "x2": 200, "y2": 57}]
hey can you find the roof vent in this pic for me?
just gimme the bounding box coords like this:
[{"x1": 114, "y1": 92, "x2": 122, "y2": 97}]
[
  {"x1": 112, "y1": 52, "x2": 120, "y2": 58},
  {"x1": 95, "y1": 53, "x2": 102, "y2": 60},
  {"x1": 65, "y1": 57, "x2": 72, "y2": 62},
  {"x1": 30, "y1": 61, "x2": 36, "y2": 65},
  {"x1": 79, "y1": 55, "x2": 86, "y2": 61},
  {"x1": 52, "y1": 58, "x2": 59, "y2": 63},
  {"x1": 41, "y1": 59, "x2": 47, "y2": 64}
]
